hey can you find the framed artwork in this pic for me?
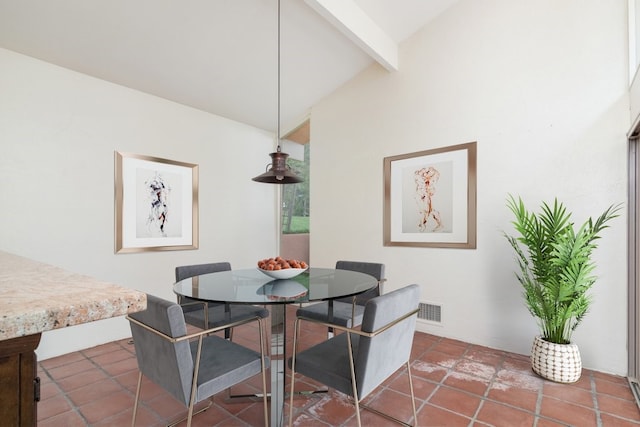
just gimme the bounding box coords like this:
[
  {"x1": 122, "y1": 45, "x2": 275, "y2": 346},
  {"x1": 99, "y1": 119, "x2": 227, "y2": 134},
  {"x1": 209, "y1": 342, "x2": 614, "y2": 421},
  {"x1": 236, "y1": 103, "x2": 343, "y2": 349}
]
[
  {"x1": 115, "y1": 151, "x2": 199, "y2": 253},
  {"x1": 383, "y1": 141, "x2": 477, "y2": 249}
]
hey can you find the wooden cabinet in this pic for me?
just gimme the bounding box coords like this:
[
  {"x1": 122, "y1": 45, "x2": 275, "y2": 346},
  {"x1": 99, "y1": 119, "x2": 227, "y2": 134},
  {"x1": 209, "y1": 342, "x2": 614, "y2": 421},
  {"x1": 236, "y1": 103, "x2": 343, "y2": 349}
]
[
  {"x1": 0, "y1": 334, "x2": 41, "y2": 427},
  {"x1": 0, "y1": 251, "x2": 146, "y2": 426}
]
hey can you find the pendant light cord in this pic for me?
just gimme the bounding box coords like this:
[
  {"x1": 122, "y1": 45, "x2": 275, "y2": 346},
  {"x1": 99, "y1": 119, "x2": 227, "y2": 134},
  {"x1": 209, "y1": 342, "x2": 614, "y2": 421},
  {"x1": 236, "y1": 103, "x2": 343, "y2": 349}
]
[
  {"x1": 277, "y1": 0, "x2": 281, "y2": 151},
  {"x1": 251, "y1": 0, "x2": 302, "y2": 183}
]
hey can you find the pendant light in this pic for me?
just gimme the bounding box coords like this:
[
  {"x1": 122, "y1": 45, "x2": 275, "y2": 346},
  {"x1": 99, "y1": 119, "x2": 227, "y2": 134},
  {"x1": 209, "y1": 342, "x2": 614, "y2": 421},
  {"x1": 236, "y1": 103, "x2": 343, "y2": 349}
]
[{"x1": 252, "y1": 0, "x2": 303, "y2": 184}]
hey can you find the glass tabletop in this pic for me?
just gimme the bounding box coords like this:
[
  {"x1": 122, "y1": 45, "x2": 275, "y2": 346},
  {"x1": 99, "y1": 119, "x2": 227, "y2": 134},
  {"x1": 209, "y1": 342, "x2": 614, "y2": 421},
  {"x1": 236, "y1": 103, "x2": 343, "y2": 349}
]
[{"x1": 173, "y1": 267, "x2": 378, "y2": 304}]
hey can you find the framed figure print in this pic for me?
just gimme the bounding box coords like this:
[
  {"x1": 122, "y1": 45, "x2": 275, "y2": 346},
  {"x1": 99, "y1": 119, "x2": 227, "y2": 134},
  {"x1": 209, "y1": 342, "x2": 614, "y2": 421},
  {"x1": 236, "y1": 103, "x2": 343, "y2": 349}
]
[
  {"x1": 383, "y1": 142, "x2": 477, "y2": 249},
  {"x1": 115, "y1": 151, "x2": 199, "y2": 253}
]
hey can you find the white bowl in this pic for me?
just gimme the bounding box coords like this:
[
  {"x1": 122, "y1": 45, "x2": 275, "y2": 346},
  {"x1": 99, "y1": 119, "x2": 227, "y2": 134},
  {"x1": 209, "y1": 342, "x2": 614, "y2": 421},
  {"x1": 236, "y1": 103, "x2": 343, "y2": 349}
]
[
  {"x1": 257, "y1": 280, "x2": 308, "y2": 301},
  {"x1": 258, "y1": 267, "x2": 307, "y2": 280}
]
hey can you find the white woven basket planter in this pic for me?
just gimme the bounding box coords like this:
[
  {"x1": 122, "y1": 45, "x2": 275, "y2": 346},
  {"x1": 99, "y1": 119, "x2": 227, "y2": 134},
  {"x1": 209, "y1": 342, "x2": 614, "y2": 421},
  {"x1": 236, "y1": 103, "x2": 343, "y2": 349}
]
[{"x1": 531, "y1": 335, "x2": 582, "y2": 383}]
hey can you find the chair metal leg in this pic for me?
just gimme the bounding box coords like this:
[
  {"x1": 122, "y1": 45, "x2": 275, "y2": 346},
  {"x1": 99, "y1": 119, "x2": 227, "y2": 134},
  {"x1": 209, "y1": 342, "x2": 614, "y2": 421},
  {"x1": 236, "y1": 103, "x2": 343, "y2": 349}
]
[
  {"x1": 185, "y1": 335, "x2": 205, "y2": 427},
  {"x1": 326, "y1": 296, "x2": 356, "y2": 338},
  {"x1": 288, "y1": 318, "x2": 300, "y2": 427},
  {"x1": 166, "y1": 400, "x2": 212, "y2": 427},
  {"x1": 133, "y1": 370, "x2": 214, "y2": 427},
  {"x1": 358, "y1": 362, "x2": 417, "y2": 426},
  {"x1": 346, "y1": 332, "x2": 362, "y2": 427},
  {"x1": 131, "y1": 371, "x2": 143, "y2": 427},
  {"x1": 407, "y1": 361, "x2": 417, "y2": 424},
  {"x1": 258, "y1": 318, "x2": 269, "y2": 427}
]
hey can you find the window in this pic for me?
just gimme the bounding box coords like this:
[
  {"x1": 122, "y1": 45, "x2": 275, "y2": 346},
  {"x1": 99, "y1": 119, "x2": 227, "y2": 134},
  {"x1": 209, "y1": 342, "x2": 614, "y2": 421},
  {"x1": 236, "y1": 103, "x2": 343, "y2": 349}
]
[{"x1": 281, "y1": 143, "x2": 309, "y2": 234}]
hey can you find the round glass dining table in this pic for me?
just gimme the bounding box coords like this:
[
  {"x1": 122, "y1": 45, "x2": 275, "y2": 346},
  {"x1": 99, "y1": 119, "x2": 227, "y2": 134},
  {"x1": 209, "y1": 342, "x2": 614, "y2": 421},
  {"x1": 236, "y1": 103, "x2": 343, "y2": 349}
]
[{"x1": 173, "y1": 267, "x2": 378, "y2": 426}]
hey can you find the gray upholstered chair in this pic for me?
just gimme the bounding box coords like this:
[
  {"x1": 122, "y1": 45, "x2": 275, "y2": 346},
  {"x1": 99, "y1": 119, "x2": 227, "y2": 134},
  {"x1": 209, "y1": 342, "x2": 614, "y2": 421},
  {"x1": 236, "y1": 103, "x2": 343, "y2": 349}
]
[
  {"x1": 127, "y1": 294, "x2": 269, "y2": 427},
  {"x1": 288, "y1": 284, "x2": 420, "y2": 427},
  {"x1": 295, "y1": 260, "x2": 385, "y2": 336},
  {"x1": 175, "y1": 262, "x2": 269, "y2": 338}
]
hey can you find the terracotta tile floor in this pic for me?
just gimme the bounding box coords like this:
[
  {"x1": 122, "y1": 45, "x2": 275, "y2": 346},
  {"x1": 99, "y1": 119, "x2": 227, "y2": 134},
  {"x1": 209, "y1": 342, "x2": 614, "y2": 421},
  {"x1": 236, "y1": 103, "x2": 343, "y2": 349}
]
[{"x1": 37, "y1": 305, "x2": 640, "y2": 426}]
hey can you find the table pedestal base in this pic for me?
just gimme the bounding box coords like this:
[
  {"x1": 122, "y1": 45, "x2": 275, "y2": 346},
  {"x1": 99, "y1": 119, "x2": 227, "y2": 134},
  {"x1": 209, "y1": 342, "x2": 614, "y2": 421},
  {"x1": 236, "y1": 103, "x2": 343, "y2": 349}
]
[{"x1": 270, "y1": 304, "x2": 286, "y2": 426}]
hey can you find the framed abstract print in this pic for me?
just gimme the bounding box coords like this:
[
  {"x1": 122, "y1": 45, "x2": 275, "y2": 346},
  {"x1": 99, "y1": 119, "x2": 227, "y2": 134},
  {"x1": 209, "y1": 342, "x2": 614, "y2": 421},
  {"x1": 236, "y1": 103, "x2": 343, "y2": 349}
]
[
  {"x1": 383, "y1": 142, "x2": 477, "y2": 249},
  {"x1": 115, "y1": 151, "x2": 199, "y2": 253}
]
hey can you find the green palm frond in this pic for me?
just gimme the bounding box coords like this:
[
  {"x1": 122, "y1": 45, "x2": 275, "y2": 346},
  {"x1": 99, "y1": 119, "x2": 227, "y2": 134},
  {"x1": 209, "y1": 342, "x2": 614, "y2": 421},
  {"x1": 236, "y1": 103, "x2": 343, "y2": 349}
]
[{"x1": 504, "y1": 195, "x2": 620, "y2": 344}]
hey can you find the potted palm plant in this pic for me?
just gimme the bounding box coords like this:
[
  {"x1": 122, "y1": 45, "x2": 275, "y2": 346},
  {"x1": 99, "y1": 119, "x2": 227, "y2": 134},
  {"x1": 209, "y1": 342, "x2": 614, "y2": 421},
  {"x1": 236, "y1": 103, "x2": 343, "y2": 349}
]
[{"x1": 504, "y1": 195, "x2": 621, "y2": 383}]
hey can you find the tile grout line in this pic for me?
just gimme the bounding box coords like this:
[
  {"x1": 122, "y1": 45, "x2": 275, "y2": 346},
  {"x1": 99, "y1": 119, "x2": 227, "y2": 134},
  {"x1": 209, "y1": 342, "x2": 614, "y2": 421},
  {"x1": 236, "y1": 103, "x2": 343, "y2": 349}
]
[
  {"x1": 76, "y1": 343, "x2": 140, "y2": 425},
  {"x1": 37, "y1": 332, "x2": 640, "y2": 426},
  {"x1": 403, "y1": 333, "x2": 445, "y2": 425},
  {"x1": 533, "y1": 375, "x2": 544, "y2": 427},
  {"x1": 419, "y1": 341, "x2": 488, "y2": 425},
  {"x1": 463, "y1": 343, "x2": 497, "y2": 425},
  {"x1": 93, "y1": 339, "x2": 246, "y2": 426},
  {"x1": 51, "y1": 341, "x2": 154, "y2": 426},
  {"x1": 590, "y1": 371, "x2": 604, "y2": 427},
  {"x1": 38, "y1": 353, "x2": 92, "y2": 425},
  {"x1": 452, "y1": 345, "x2": 543, "y2": 425}
]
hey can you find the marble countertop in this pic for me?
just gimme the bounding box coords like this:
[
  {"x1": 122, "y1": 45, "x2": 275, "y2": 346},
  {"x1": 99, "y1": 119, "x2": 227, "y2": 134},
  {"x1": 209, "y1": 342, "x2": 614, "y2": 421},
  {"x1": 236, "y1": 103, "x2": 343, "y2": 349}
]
[{"x1": 0, "y1": 251, "x2": 146, "y2": 341}]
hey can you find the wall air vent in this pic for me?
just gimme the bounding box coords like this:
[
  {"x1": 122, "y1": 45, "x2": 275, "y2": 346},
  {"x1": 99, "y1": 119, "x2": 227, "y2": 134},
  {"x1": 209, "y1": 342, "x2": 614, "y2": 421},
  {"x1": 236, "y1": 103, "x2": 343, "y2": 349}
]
[{"x1": 418, "y1": 302, "x2": 442, "y2": 324}]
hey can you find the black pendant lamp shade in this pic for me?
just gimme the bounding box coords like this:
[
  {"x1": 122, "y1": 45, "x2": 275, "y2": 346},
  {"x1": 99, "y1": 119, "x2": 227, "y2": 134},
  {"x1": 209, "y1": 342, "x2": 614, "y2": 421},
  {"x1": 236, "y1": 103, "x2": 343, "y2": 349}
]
[
  {"x1": 252, "y1": 146, "x2": 303, "y2": 184},
  {"x1": 252, "y1": 0, "x2": 303, "y2": 185}
]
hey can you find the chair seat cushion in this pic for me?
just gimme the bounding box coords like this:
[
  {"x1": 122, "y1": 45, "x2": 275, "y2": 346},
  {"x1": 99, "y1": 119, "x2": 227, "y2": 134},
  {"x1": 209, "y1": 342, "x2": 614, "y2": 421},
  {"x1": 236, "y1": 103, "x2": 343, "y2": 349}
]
[
  {"x1": 288, "y1": 333, "x2": 360, "y2": 397},
  {"x1": 296, "y1": 301, "x2": 364, "y2": 328},
  {"x1": 194, "y1": 335, "x2": 268, "y2": 401},
  {"x1": 184, "y1": 304, "x2": 270, "y2": 329}
]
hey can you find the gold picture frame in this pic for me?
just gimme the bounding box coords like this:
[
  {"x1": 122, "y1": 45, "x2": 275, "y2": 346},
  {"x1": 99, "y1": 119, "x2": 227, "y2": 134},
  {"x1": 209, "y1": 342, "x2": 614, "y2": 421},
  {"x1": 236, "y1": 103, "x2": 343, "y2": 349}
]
[
  {"x1": 115, "y1": 151, "x2": 199, "y2": 253},
  {"x1": 383, "y1": 142, "x2": 477, "y2": 249}
]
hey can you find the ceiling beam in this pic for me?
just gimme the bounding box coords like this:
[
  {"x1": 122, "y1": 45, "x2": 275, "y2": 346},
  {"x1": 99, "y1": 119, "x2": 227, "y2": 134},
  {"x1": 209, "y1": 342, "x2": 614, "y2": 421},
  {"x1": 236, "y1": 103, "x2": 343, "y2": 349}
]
[{"x1": 303, "y1": 0, "x2": 398, "y2": 71}]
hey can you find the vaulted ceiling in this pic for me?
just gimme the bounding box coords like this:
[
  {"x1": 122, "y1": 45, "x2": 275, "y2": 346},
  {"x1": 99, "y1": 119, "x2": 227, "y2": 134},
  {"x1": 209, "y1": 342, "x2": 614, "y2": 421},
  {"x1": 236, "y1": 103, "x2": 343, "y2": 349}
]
[{"x1": 0, "y1": 0, "x2": 460, "y2": 133}]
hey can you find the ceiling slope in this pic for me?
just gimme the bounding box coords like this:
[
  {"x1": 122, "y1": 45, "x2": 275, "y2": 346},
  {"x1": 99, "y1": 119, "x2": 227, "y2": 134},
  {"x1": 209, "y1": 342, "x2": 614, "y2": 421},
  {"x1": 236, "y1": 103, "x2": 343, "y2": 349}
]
[{"x1": 0, "y1": 0, "x2": 459, "y2": 133}]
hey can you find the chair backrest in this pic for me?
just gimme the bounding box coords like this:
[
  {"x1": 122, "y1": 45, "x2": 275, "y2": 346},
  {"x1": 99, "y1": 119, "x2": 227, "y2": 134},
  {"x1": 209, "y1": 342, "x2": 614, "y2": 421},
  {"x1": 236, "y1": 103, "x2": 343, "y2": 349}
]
[
  {"x1": 175, "y1": 262, "x2": 231, "y2": 308},
  {"x1": 335, "y1": 260, "x2": 385, "y2": 305},
  {"x1": 128, "y1": 294, "x2": 194, "y2": 405},
  {"x1": 175, "y1": 262, "x2": 232, "y2": 282},
  {"x1": 354, "y1": 284, "x2": 419, "y2": 398}
]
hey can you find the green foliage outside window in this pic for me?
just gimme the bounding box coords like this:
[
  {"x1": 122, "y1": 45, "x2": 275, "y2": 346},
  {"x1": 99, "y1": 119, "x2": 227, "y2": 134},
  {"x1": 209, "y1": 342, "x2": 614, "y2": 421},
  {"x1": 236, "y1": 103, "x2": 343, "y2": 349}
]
[{"x1": 282, "y1": 144, "x2": 310, "y2": 234}]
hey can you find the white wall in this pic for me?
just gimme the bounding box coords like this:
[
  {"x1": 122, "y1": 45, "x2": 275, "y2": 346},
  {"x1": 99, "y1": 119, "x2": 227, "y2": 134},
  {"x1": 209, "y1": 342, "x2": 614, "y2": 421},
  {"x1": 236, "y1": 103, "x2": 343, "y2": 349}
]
[
  {"x1": 310, "y1": 0, "x2": 630, "y2": 375},
  {"x1": 630, "y1": 0, "x2": 640, "y2": 121},
  {"x1": 0, "y1": 48, "x2": 279, "y2": 360}
]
